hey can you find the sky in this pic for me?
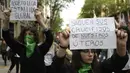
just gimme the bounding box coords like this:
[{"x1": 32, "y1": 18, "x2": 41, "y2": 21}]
[{"x1": 60, "y1": 0, "x2": 85, "y2": 29}]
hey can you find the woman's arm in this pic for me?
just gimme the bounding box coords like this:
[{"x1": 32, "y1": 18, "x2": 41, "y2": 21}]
[
  {"x1": 35, "y1": 9, "x2": 53, "y2": 56},
  {"x1": 101, "y1": 29, "x2": 129, "y2": 73},
  {"x1": 38, "y1": 29, "x2": 53, "y2": 56},
  {"x1": 101, "y1": 51, "x2": 128, "y2": 73},
  {"x1": 2, "y1": 9, "x2": 23, "y2": 55}
]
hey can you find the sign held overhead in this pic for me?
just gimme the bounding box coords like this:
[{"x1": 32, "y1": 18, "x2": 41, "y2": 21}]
[{"x1": 10, "y1": 0, "x2": 37, "y2": 20}]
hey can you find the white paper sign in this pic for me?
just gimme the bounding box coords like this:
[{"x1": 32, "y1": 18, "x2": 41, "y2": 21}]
[
  {"x1": 69, "y1": 17, "x2": 116, "y2": 50},
  {"x1": 10, "y1": 0, "x2": 37, "y2": 20}
]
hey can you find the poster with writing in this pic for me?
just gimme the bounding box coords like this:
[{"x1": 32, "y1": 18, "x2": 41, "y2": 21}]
[
  {"x1": 69, "y1": 17, "x2": 116, "y2": 50},
  {"x1": 10, "y1": 0, "x2": 37, "y2": 20}
]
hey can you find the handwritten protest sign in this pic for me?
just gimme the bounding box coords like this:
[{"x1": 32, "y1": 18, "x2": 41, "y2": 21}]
[
  {"x1": 10, "y1": 0, "x2": 37, "y2": 20},
  {"x1": 69, "y1": 17, "x2": 116, "y2": 50}
]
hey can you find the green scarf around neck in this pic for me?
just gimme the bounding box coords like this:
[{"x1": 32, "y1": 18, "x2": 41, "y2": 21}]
[
  {"x1": 78, "y1": 63, "x2": 92, "y2": 73},
  {"x1": 24, "y1": 35, "x2": 36, "y2": 58}
]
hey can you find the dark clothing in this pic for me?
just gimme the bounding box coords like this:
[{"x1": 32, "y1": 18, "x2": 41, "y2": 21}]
[
  {"x1": 52, "y1": 52, "x2": 128, "y2": 73},
  {"x1": 46, "y1": 66, "x2": 52, "y2": 73},
  {"x1": 46, "y1": 56, "x2": 72, "y2": 73},
  {"x1": 2, "y1": 29, "x2": 53, "y2": 73},
  {"x1": 1, "y1": 51, "x2": 7, "y2": 66},
  {"x1": 117, "y1": 70, "x2": 130, "y2": 73},
  {"x1": 0, "y1": 41, "x2": 7, "y2": 66},
  {"x1": 9, "y1": 55, "x2": 20, "y2": 73}
]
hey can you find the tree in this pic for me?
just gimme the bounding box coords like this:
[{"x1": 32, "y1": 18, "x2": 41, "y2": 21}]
[
  {"x1": 38, "y1": 0, "x2": 74, "y2": 32},
  {"x1": 79, "y1": 0, "x2": 130, "y2": 18},
  {"x1": 52, "y1": 13, "x2": 63, "y2": 32}
]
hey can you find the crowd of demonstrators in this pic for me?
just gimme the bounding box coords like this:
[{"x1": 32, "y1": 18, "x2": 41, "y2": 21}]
[
  {"x1": 53, "y1": 23, "x2": 129, "y2": 73},
  {"x1": 6, "y1": 46, "x2": 20, "y2": 73},
  {"x1": 0, "y1": 39, "x2": 8, "y2": 66},
  {"x1": 1, "y1": 8, "x2": 130, "y2": 73}
]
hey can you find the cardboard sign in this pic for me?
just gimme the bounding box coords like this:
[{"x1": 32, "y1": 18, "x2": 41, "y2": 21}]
[
  {"x1": 69, "y1": 17, "x2": 116, "y2": 50},
  {"x1": 10, "y1": 0, "x2": 37, "y2": 20}
]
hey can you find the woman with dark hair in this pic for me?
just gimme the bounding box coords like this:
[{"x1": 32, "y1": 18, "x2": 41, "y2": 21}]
[
  {"x1": 53, "y1": 26, "x2": 129, "y2": 73},
  {"x1": 71, "y1": 50, "x2": 100, "y2": 73},
  {"x1": 2, "y1": 9, "x2": 53, "y2": 73}
]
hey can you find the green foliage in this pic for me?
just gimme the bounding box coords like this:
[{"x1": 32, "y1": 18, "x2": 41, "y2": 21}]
[
  {"x1": 79, "y1": 0, "x2": 130, "y2": 18},
  {"x1": 38, "y1": 0, "x2": 74, "y2": 32},
  {"x1": 48, "y1": 0, "x2": 74, "y2": 25},
  {"x1": 51, "y1": 13, "x2": 63, "y2": 32}
]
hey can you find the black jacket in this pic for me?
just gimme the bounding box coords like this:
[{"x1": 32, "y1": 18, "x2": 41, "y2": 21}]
[
  {"x1": 2, "y1": 29, "x2": 53, "y2": 73},
  {"x1": 52, "y1": 52, "x2": 128, "y2": 73}
]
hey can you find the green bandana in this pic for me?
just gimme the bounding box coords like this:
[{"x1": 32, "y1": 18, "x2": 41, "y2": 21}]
[
  {"x1": 24, "y1": 35, "x2": 36, "y2": 58},
  {"x1": 78, "y1": 63, "x2": 92, "y2": 73}
]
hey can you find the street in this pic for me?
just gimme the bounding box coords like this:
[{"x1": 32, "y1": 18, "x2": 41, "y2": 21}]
[{"x1": 0, "y1": 55, "x2": 15, "y2": 73}]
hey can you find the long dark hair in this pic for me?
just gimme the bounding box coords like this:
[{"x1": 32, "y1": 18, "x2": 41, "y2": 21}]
[
  {"x1": 72, "y1": 50, "x2": 101, "y2": 73},
  {"x1": 18, "y1": 26, "x2": 39, "y2": 44}
]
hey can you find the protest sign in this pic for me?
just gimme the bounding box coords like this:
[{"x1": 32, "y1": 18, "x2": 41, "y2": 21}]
[
  {"x1": 10, "y1": 0, "x2": 37, "y2": 20},
  {"x1": 69, "y1": 17, "x2": 116, "y2": 50}
]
